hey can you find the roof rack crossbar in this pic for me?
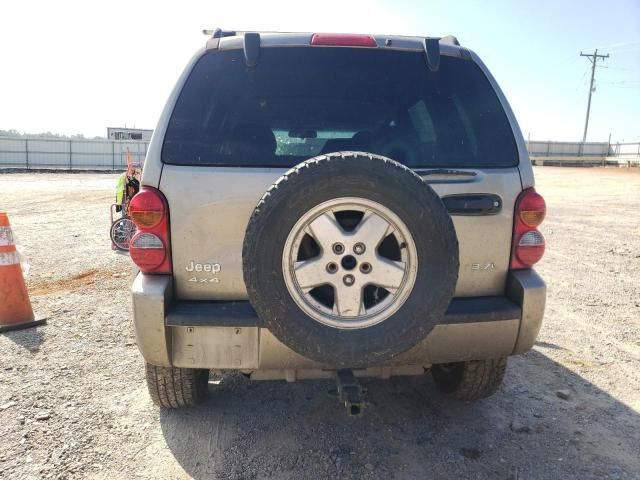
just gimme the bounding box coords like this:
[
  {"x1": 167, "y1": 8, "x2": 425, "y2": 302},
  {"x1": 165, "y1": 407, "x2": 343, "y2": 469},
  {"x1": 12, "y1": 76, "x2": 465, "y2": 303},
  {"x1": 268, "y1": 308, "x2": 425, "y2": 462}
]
[
  {"x1": 202, "y1": 28, "x2": 237, "y2": 38},
  {"x1": 215, "y1": 28, "x2": 237, "y2": 38}
]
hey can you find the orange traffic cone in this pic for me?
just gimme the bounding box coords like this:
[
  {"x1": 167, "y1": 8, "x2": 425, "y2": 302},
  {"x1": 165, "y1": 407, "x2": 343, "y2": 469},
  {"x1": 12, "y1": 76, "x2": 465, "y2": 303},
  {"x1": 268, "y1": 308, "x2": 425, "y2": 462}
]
[{"x1": 0, "y1": 212, "x2": 46, "y2": 333}]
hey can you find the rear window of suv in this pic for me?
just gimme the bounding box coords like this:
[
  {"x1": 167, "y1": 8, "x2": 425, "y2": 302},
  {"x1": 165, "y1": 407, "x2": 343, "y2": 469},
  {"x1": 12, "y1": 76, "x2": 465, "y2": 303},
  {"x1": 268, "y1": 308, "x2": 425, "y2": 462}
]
[{"x1": 162, "y1": 47, "x2": 518, "y2": 168}]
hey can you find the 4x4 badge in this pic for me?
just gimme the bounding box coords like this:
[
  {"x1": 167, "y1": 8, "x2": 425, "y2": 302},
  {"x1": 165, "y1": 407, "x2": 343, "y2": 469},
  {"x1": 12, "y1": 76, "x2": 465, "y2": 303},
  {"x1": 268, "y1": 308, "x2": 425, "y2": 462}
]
[
  {"x1": 186, "y1": 261, "x2": 221, "y2": 284},
  {"x1": 188, "y1": 277, "x2": 219, "y2": 284}
]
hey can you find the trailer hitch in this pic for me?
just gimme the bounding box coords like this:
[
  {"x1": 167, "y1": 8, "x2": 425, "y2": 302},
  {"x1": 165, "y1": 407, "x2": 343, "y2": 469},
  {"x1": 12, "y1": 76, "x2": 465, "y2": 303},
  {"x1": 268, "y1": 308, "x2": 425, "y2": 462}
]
[{"x1": 336, "y1": 369, "x2": 365, "y2": 416}]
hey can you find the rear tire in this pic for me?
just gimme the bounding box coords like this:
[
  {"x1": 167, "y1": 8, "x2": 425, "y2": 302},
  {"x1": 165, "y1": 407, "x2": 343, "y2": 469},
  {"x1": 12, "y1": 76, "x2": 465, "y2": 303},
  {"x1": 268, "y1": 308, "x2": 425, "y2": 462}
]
[
  {"x1": 145, "y1": 363, "x2": 209, "y2": 408},
  {"x1": 431, "y1": 358, "x2": 507, "y2": 400}
]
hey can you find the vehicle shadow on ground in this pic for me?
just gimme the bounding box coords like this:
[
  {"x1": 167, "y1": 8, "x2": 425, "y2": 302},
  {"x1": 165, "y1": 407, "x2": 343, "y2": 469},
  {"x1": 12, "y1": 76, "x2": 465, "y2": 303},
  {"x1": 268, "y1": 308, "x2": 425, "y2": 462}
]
[
  {"x1": 159, "y1": 350, "x2": 640, "y2": 480},
  {"x1": 3, "y1": 326, "x2": 46, "y2": 352}
]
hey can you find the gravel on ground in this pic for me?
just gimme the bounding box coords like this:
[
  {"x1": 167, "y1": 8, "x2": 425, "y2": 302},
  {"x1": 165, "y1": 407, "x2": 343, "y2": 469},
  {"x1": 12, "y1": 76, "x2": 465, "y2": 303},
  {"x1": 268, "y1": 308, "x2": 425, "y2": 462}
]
[{"x1": 0, "y1": 167, "x2": 639, "y2": 479}]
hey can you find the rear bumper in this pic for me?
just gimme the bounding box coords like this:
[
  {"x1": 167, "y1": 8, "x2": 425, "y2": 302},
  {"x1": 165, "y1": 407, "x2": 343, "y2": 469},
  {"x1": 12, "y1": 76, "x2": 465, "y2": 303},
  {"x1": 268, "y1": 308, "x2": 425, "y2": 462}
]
[
  {"x1": 132, "y1": 270, "x2": 545, "y2": 373},
  {"x1": 507, "y1": 269, "x2": 547, "y2": 354}
]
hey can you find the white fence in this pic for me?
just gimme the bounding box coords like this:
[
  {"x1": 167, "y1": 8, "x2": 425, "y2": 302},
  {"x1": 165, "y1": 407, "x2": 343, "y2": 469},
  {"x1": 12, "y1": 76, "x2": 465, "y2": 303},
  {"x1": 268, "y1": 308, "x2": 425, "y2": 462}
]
[
  {"x1": 0, "y1": 136, "x2": 638, "y2": 170},
  {"x1": 611, "y1": 142, "x2": 640, "y2": 159},
  {"x1": 526, "y1": 141, "x2": 610, "y2": 157},
  {"x1": 0, "y1": 136, "x2": 148, "y2": 170},
  {"x1": 526, "y1": 140, "x2": 640, "y2": 159}
]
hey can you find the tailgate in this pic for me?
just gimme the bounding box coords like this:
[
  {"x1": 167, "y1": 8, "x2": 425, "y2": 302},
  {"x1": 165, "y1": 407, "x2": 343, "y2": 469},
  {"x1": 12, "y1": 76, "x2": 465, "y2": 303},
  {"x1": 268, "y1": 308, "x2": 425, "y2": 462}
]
[{"x1": 160, "y1": 165, "x2": 521, "y2": 300}]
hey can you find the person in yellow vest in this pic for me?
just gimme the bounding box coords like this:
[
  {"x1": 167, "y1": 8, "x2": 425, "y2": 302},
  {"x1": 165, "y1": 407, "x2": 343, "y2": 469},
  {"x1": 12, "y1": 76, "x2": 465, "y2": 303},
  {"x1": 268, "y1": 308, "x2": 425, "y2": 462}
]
[{"x1": 115, "y1": 172, "x2": 127, "y2": 213}]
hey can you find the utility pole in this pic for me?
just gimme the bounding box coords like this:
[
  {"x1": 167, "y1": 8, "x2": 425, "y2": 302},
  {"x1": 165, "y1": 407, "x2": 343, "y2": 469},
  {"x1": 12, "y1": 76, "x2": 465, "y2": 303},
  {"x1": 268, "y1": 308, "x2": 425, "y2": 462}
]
[{"x1": 580, "y1": 49, "x2": 609, "y2": 143}]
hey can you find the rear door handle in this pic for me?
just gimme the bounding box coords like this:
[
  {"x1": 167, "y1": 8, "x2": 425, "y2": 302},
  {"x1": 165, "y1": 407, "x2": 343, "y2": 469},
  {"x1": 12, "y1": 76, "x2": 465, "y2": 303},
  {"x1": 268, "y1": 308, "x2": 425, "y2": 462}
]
[{"x1": 442, "y1": 194, "x2": 502, "y2": 216}]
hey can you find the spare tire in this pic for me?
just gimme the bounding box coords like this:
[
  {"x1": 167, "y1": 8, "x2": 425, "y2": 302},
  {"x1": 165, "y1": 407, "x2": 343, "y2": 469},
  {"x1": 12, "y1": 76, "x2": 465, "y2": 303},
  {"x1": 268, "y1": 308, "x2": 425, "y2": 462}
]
[{"x1": 243, "y1": 152, "x2": 458, "y2": 367}]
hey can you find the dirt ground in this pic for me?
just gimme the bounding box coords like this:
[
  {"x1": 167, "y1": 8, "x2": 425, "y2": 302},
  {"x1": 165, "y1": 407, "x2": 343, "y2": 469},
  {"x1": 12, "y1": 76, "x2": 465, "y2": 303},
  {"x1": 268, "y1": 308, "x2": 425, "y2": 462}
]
[{"x1": 0, "y1": 167, "x2": 639, "y2": 480}]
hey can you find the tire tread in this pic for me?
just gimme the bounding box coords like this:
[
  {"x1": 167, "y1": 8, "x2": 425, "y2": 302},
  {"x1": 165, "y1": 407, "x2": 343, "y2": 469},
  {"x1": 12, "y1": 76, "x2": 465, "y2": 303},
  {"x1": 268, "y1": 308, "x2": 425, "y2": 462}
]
[
  {"x1": 145, "y1": 363, "x2": 208, "y2": 408},
  {"x1": 432, "y1": 357, "x2": 507, "y2": 401}
]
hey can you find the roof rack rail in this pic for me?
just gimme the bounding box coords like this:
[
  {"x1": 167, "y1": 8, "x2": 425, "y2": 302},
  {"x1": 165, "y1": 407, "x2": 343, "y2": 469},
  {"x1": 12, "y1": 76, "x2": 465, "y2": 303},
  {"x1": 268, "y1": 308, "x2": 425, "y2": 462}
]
[
  {"x1": 202, "y1": 28, "x2": 237, "y2": 38},
  {"x1": 440, "y1": 35, "x2": 460, "y2": 46},
  {"x1": 201, "y1": 30, "x2": 461, "y2": 48}
]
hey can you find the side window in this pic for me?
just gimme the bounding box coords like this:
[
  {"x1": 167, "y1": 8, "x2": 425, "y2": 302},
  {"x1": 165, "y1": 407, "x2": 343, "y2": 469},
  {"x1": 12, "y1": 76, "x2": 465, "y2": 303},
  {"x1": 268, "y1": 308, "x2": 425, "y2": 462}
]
[
  {"x1": 452, "y1": 95, "x2": 479, "y2": 156},
  {"x1": 274, "y1": 130, "x2": 323, "y2": 156},
  {"x1": 274, "y1": 130, "x2": 357, "y2": 157},
  {"x1": 408, "y1": 100, "x2": 437, "y2": 144}
]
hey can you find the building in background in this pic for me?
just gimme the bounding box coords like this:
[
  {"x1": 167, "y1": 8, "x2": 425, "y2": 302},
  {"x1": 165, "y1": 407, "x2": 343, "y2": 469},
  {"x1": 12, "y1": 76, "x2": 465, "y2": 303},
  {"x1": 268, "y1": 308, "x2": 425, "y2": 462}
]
[{"x1": 107, "y1": 127, "x2": 153, "y2": 141}]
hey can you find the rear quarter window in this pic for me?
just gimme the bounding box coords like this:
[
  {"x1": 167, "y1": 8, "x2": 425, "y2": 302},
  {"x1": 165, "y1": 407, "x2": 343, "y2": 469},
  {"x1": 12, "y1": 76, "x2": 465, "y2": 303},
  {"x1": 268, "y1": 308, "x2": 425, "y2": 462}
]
[{"x1": 162, "y1": 47, "x2": 518, "y2": 168}]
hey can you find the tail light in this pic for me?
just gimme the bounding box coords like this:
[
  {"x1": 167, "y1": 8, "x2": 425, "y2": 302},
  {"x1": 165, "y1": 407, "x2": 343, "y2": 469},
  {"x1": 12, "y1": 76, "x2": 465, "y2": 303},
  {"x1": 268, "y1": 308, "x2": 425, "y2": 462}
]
[
  {"x1": 129, "y1": 187, "x2": 171, "y2": 274},
  {"x1": 311, "y1": 33, "x2": 377, "y2": 47},
  {"x1": 510, "y1": 188, "x2": 546, "y2": 269}
]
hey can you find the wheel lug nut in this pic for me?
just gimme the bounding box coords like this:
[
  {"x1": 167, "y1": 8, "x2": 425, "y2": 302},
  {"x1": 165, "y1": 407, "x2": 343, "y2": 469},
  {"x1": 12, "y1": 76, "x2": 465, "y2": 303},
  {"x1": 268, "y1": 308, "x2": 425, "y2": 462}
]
[
  {"x1": 332, "y1": 243, "x2": 345, "y2": 255},
  {"x1": 359, "y1": 262, "x2": 372, "y2": 274},
  {"x1": 343, "y1": 274, "x2": 355, "y2": 286},
  {"x1": 326, "y1": 262, "x2": 338, "y2": 274},
  {"x1": 353, "y1": 243, "x2": 366, "y2": 255}
]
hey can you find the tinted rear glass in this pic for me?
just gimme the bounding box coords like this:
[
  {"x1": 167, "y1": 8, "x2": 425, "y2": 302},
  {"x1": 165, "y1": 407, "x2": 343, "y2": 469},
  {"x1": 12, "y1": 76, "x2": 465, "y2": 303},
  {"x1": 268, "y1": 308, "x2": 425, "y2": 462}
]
[{"x1": 162, "y1": 47, "x2": 518, "y2": 168}]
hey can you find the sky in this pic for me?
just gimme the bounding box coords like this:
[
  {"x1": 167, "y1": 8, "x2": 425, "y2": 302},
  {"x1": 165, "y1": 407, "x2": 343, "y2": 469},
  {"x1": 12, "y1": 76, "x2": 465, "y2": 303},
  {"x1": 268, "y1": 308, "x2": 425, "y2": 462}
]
[{"x1": 0, "y1": 0, "x2": 639, "y2": 142}]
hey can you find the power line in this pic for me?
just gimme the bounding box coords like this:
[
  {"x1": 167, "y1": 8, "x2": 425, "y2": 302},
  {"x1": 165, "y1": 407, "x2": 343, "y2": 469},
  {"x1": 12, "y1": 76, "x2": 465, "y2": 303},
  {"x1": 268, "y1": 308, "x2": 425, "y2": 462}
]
[
  {"x1": 602, "y1": 85, "x2": 640, "y2": 89},
  {"x1": 580, "y1": 49, "x2": 609, "y2": 143},
  {"x1": 599, "y1": 65, "x2": 640, "y2": 72},
  {"x1": 599, "y1": 80, "x2": 640, "y2": 85}
]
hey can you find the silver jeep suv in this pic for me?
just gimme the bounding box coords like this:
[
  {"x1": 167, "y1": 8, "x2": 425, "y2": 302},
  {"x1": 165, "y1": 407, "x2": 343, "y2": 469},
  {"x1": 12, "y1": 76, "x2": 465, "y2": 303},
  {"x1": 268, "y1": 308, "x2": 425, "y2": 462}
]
[{"x1": 128, "y1": 30, "x2": 546, "y2": 413}]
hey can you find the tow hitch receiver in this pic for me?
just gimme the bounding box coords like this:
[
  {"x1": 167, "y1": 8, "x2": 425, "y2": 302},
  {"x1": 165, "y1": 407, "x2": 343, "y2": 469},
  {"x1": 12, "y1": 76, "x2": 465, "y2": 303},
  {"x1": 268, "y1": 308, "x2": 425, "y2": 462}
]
[{"x1": 336, "y1": 369, "x2": 365, "y2": 415}]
